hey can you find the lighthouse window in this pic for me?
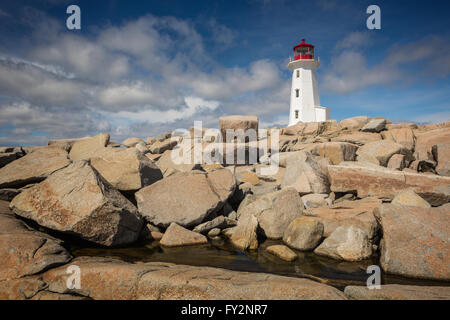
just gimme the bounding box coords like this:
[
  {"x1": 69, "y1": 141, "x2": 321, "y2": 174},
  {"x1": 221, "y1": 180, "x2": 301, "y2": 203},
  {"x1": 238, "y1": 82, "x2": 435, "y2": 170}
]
[
  {"x1": 295, "y1": 89, "x2": 299, "y2": 97},
  {"x1": 295, "y1": 110, "x2": 299, "y2": 119},
  {"x1": 296, "y1": 70, "x2": 300, "y2": 78}
]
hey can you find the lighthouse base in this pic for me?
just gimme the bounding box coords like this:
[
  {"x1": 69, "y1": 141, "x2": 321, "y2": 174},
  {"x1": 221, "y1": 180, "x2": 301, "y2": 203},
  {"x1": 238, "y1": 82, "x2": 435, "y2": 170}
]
[
  {"x1": 314, "y1": 106, "x2": 330, "y2": 122},
  {"x1": 289, "y1": 105, "x2": 330, "y2": 126}
]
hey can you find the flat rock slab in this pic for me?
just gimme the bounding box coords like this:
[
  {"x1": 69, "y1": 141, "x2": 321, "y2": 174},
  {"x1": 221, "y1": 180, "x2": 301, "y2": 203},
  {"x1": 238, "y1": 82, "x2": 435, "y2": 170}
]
[
  {"x1": 328, "y1": 162, "x2": 450, "y2": 206},
  {"x1": 42, "y1": 257, "x2": 347, "y2": 300},
  {"x1": 0, "y1": 212, "x2": 72, "y2": 281},
  {"x1": 344, "y1": 285, "x2": 450, "y2": 300},
  {"x1": 136, "y1": 170, "x2": 236, "y2": 228},
  {"x1": 374, "y1": 204, "x2": 450, "y2": 280},
  {"x1": 10, "y1": 161, "x2": 143, "y2": 247},
  {"x1": 0, "y1": 147, "x2": 71, "y2": 189},
  {"x1": 331, "y1": 132, "x2": 381, "y2": 146},
  {"x1": 160, "y1": 223, "x2": 208, "y2": 247}
]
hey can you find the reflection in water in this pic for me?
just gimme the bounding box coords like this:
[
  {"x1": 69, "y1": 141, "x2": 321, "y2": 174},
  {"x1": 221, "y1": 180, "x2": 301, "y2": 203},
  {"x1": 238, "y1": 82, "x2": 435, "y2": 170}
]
[{"x1": 72, "y1": 238, "x2": 449, "y2": 291}]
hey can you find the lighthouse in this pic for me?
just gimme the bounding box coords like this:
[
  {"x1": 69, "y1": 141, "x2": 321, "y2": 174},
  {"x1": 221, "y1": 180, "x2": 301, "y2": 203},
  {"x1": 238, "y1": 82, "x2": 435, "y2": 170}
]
[{"x1": 288, "y1": 39, "x2": 329, "y2": 126}]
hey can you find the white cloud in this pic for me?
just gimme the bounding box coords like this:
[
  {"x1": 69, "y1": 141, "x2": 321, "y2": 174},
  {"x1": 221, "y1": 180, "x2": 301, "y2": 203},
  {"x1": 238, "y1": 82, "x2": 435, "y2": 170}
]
[
  {"x1": 334, "y1": 31, "x2": 372, "y2": 51},
  {"x1": 323, "y1": 35, "x2": 450, "y2": 94},
  {"x1": 0, "y1": 11, "x2": 288, "y2": 145}
]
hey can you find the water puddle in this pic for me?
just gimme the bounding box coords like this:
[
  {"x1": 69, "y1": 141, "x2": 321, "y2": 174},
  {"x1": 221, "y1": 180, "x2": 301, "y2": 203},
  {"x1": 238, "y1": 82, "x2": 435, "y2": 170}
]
[{"x1": 72, "y1": 238, "x2": 449, "y2": 291}]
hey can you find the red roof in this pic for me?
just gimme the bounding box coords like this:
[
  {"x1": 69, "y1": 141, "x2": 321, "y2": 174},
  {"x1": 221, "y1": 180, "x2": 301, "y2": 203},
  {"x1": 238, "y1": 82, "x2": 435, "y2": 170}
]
[{"x1": 293, "y1": 38, "x2": 314, "y2": 51}]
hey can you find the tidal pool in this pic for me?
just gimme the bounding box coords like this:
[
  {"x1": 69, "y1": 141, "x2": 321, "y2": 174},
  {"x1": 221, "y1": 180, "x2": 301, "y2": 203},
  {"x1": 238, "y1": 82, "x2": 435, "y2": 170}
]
[{"x1": 71, "y1": 238, "x2": 449, "y2": 291}]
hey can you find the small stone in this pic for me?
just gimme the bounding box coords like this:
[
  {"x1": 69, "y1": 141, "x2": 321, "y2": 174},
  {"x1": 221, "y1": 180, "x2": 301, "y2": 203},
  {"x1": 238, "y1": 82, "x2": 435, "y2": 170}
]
[
  {"x1": 208, "y1": 228, "x2": 221, "y2": 238},
  {"x1": 266, "y1": 245, "x2": 297, "y2": 262},
  {"x1": 392, "y1": 189, "x2": 431, "y2": 208},
  {"x1": 160, "y1": 223, "x2": 208, "y2": 247},
  {"x1": 122, "y1": 137, "x2": 145, "y2": 148}
]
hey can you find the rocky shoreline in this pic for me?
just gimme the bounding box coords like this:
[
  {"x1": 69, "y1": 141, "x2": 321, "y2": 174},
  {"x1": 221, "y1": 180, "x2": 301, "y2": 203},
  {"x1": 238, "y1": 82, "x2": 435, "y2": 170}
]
[{"x1": 0, "y1": 115, "x2": 449, "y2": 300}]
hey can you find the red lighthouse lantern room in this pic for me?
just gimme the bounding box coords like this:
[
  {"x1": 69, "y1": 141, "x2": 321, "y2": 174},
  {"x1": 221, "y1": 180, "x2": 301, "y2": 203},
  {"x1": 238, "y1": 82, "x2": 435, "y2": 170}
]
[{"x1": 293, "y1": 38, "x2": 314, "y2": 60}]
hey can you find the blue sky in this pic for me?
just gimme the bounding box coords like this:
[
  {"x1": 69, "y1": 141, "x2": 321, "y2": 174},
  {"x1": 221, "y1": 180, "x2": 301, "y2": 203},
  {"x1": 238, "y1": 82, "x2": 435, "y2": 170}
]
[{"x1": 0, "y1": 0, "x2": 449, "y2": 145}]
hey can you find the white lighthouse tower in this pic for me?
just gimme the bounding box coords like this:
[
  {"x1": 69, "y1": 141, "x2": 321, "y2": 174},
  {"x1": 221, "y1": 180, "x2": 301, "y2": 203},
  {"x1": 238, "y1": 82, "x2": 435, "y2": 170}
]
[{"x1": 288, "y1": 39, "x2": 329, "y2": 126}]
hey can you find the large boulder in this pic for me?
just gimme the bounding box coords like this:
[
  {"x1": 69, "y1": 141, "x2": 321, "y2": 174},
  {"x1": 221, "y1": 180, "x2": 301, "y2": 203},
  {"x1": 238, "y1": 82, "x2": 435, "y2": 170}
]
[
  {"x1": 328, "y1": 162, "x2": 450, "y2": 206},
  {"x1": 356, "y1": 140, "x2": 412, "y2": 166},
  {"x1": 135, "y1": 170, "x2": 236, "y2": 228},
  {"x1": 238, "y1": 187, "x2": 304, "y2": 239},
  {"x1": 360, "y1": 118, "x2": 386, "y2": 133},
  {"x1": 345, "y1": 285, "x2": 450, "y2": 300},
  {"x1": 305, "y1": 197, "x2": 382, "y2": 238},
  {"x1": 381, "y1": 128, "x2": 415, "y2": 150},
  {"x1": 414, "y1": 127, "x2": 450, "y2": 161},
  {"x1": 0, "y1": 212, "x2": 72, "y2": 281},
  {"x1": 281, "y1": 151, "x2": 330, "y2": 195},
  {"x1": 339, "y1": 116, "x2": 371, "y2": 130},
  {"x1": 282, "y1": 216, "x2": 324, "y2": 251},
  {"x1": 311, "y1": 142, "x2": 358, "y2": 165},
  {"x1": 160, "y1": 223, "x2": 208, "y2": 247},
  {"x1": 42, "y1": 256, "x2": 347, "y2": 299},
  {"x1": 314, "y1": 226, "x2": 373, "y2": 261},
  {"x1": 69, "y1": 133, "x2": 110, "y2": 161},
  {"x1": 0, "y1": 147, "x2": 71, "y2": 189},
  {"x1": 219, "y1": 115, "x2": 258, "y2": 142},
  {"x1": 432, "y1": 142, "x2": 450, "y2": 176},
  {"x1": 90, "y1": 147, "x2": 162, "y2": 192},
  {"x1": 10, "y1": 161, "x2": 143, "y2": 247},
  {"x1": 374, "y1": 204, "x2": 450, "y2": 280}
]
